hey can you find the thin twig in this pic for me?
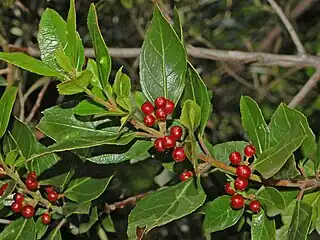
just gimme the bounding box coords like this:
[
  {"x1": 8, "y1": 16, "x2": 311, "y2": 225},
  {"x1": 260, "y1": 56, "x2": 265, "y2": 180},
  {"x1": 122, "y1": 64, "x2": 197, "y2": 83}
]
[
  {"x1": 0, "y1": 35, "x2": 14, "y2": 86},
  {"x1": 105, "y1": 192, "x2": 149, "y2": 212},
  {"x1": 297, "y1": 185, "x2": 306, "y2": 200},
  {"x1": 267, "y1": 0, "x2": 306, "y2": 55},
  {"x1": 25, "y1": 79, "x2": 51, "y2": 124},
  {"x1": 0, "y1": 219, "x2": 11, "y2": 224},
  {"x1": 0, "y1": 68, "x2": 8, "y2": 75},
  {"x1": 288, "y1": 69, "x2": 320, "y2": 108},
  {"x1": 18, "y1": 85, "x2": 25, "y2": 121}
]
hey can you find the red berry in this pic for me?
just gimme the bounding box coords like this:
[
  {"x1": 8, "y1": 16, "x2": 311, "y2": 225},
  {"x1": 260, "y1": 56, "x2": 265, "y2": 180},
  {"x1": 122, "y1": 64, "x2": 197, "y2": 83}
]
[
  {"x1": 45, "y1": 186, "x2": 54, "y2": 194},
  {"x1": 230, "y1": 194, "x2": 245, "y2": 209},
  {"x1": 14, "y1": 193, "x2": 25, "y2": 203},
  {"x1": 249, "y1": 200, "x2": 261, "y2": 213},
  {"x1": 21, "y1": 205, "x2": 35, "y2": 219},
  {"x1": 170, "y1": 126, "x2": 183, "y2": 140},
  {"x1": 25, "y1": 177, "x2": 38, "y2": 191},
  {"x1": 244, "y1": 145, "x2": 256, "y2": 157},
  {"x1": 141, "y1": 101, "x2": 154, "y2": 115},
  {"x1": 0, "y1": 183, "x2": 9, "y2": 195},
  {"x1": 236, "y1": 165, "x2": 251, "y2": 179},
  {"x1": 179, "y1": 171, "x2": 193, "y2": 182},
  {"x1": 0, "y1": 165, "x2": 6, "y2": 178},
  {"x1": 42, "y1": 213, "x2": 51, "y2": 225},
  {"x1": 224, "y1": 182, "x2": 236, "y2": 195},
  {"x1": 27, "y1": 171, "x2": 37, "y2": 180},
  {"x1": 155, "y1": 97, "x2": 166, "y2": 108},
  {"x1": 172, "y1": 147, "x2": 186, "y2": 162},
  {"x1": 234, "y1": 178, "x2": 248, "y2": 191},
  {"x1": 47, "y1": 191, "x2": 59, "y2": 203},
  {"x1": 143, "y1": 114, "x2": 156, "y2": 127},
  {"x1": 165, "y1": 99, "x2": 175, "y2": 115},
  {"x1": 163, "y1": 135, "x2": 176, "y2": 149},
  {"x1": 155, "y1": 107, "x2": 167, "y2": 121},
  {"x1": 154, "y1": 138, "x2": 165, "y2": 152},
  {"x1": 229, "y1": 151, "x2": 242, "y2": 165},
  {"x1": 11, "y1": 201, "x2": 23, "y2": 213}
]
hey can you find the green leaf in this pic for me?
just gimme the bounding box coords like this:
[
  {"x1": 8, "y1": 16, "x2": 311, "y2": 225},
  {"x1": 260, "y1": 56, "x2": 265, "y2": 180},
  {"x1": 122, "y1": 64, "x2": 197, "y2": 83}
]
[
  {"x1": 87, "y1": 4, "x2": 112, "y2": 97},
  {"x1": 254, "y1": 123, "x2": 307, "y2": 179},
  {"x1": 287, "y1": 201, "x2": 312, "y2": 240},
  {"x1": 55, "y1": 49, "x2": 74, "y2": 73},
  {"x1": 5, "y1": 150, "x2": 19, "y2": 165},
  {"x1": 62, "y1": 202, "x2": 91, "y2": 217},
  {"x1": 85, "y1": 140, "x2": 153, "y2": 164},
  {"x1": 0, "y1": 53, "x2": 65, "y2": 79},
  {"x1": 79, "y1": 207, "x2": 99, "y2": 234},
  {"x1": 276, "y1": 200, "x2": 296, "y2": 240},
  {"x1": 127, "y1": 179, "x2": 206, "y2": 239},
  {"x1": 140, "y1": 6, "x2": 187, "y2": 103},
  {"x1": 57, "y1": 69, "x2": 91, "y2": 95},
  {"x1": 74, "y1": 100, "x2": 107, "y2": 116},
  {"x1": 0, "y1": 76, "x2": 6, "y2": 86},
  {"x1": 180, "y1": 100, "x2": 201, "y2": 132},
  {"x1": 240, "y1": 96, "x2": 270, "y2": 156},
  {"x1": 269, "y1": 103, "x2": 316, "y2": 158},
  {"x1": 0, "y1": 85, "x2": 17, "y2": 138},
  {"x1": 37, "y1": 9, "x2": 68, "y2": 73},
  {"x1": 251, "y1": 210, "x2": 276, "y2": 240},
  {"x1": 173, "y1": 7, "x2": 183, "y2": 42},
  {"x1": 256, "y1": 187, "x2": 286, "y2": 217},
  {"x1": 120, "y1": 0, "x2": 133, "y2": 9},
  {"x1": 47, "y1": 228, "x2": 62, "y2": 240},
  {"x1": 272, "y1": 155, "x2": 300, "y2": 180},
  {"x1": 101, "y1": 215, "x2": 116, "y2": 232},
  {"x1": 35, "y1": 217, "x2": 48, "y2": 240},
  {"x1": 203, "y1": 195, "x2": 244, "y2": 233},
  {"x1": 64, "y1": 175, "x2": 113, "y2": 202},
  {"x1": 310, "y1": 138, "x2": 320, "y2": 171},
  {"x1": 113, "y1": 67, "x2": 132, "y2": 111},
  {"x1": 0, "y1": 218, "x2": 36, "y2": 240},
  {"x1": 182, "y1": 64, "x2": 211, "y2": 137},
  {"x1": 205, "y1": 140, "x2": 248, "y2": 164},
  {"x1": 86, "y1": 59, "x2": 100, "y2": 88},
  {"x1": 302, "y1": 192, "x2": 320, "y2": 234}
]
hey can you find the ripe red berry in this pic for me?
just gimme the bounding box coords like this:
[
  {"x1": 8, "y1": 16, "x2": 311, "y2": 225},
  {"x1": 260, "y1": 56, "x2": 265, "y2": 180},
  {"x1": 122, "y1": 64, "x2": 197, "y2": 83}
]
[
  {"x1": 21, "y1": 205, "x2": 35, "y2": 219},
  {"x1": 11, "y1": 201, "x2": 23, "y2": 213},
  {"x1": 42, "y1": 213, "x2": 51, "y2": 225},
  {"x1": 244, "y1": 145, "x2": 256, "y2": 157},
  {"x1": 155, "y1": 107, "x2": 167, "y2": 121},
  {"x1": 25, "y1": 177, "x2": 38, "y2": 191},
  {"x1": 143, "y1": 114, "x2": 156, "y2": 127},
  {"x1": 172, "y1": 147, "x2": 186, "y2": 162},
  {"x1": 249, "y1": 200, "x2": 261, "y2": 213},
  {"x1": 234, "y1": 178, "x2": 248, "y2": 191},
  {"x1": 45, "y1": 186, "x2": 54, "y2": 194},
  {"x1": 47, "y1": 191, "x2": 59, "y2": 203},
  {"x1": 230, "y1": 194, "x2": 245, "y2": 209},
  {"x1": 14, "y1": 193, "x2": 25, "y2": 203},
  {"x1": 224, "y1": 182, "x2": 236, "y2": 195},
  {"x1": 155, "y1": 97, "x2": 166, "y2": 108},
  {"x1": 141, "y1": 101, "x2": 154, "y2": 115},
  {"x1": 236, "y1": 165, "x2": 251, "y2": 179},
  {"x1": 0, "y1": 183, "x2": 9, "y2": 196},
  {"x1": 0, "y1": 164, "x2": 6, "y2": 178},
  {"x1": 170, "y1": 126, "x2": 183, "y2": 140},
  {"x1": 154, "y1": 138, "x2": 165, "y2": 152},
  {"x1": 27, "y1": 171, "x2": 37, "y2": 180},
  {"x1": 180, "y1": 171, "x2": 193, "y2": 182},
  {"x1": 163, "y1": 135, "x2": 176, "y2": 149},
  {"x1": 165, "y1": 99, "x2": 175, "y2": 115},
  {"x1": 229, "y1": 151, "x2": 242, "y2": 165}
]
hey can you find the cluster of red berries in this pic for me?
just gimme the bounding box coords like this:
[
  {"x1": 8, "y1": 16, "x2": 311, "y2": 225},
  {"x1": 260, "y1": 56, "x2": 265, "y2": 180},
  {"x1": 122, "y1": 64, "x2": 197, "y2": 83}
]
[
  {"x1": 225, "y1": 145, "x2": 261, "y2": 213},
  {"x1": 141, "y1": 97, "x2": 175, "y2": 126}
]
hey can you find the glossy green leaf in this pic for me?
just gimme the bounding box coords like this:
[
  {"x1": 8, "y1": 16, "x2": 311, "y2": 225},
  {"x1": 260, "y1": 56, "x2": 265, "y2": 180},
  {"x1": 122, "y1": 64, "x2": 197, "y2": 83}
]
[
  {"x1": 302, "y1": 192, "x2": 320, "y2": 234},
  {"x1": 203, "y1": 195, "x2": 244, "y2": 233},
  {"x1": 140, "y1": 6, "x2": 187, "y2": 103},
  {"x1": 5, "y1": 149, "x2": 19, "y2": 165},
  {"x1": 127, "y1": 179, "x2": 206, "y2": 239},
  {"x1": 79, "y1": 207, "x2": 99, "y2": 234},
  {"x1": 101, "y1": 215, "x2": 116, "y2": 232},
  {"x1": 256, "y1": 187, "x2": 286, "y2": 217},
  {"x1": 113, "y1": 67, "x2": 132, "y2": 111},
  {"x1": 205, "y1": 140, "x2": 248, "y2": 164},
  {"x1": 47, "y1": 228, "x2": 62, "y2": 240},
  {"x1": 272, "y1": 155, "x2": 300, "y2": 180},
  {"x1": 62, "y1": 202, "x2": 91, "y2": 217},
  {"x1": 240, "y1": 96, "x2": 270, "y2": 156},
  {"x1": 287, "y1": 201, "x2": 312, "y2": 240},
  {"x1": 57, "y1": 69, "x2": 91, "y2": 95},
  {"x1": 254, "y1": 123, "x2": 306, "y2": 179},
  {"x1": 74, "y1": 100, "x2": 107, "y2": 116},
  {"x1": 182, "y1": 64, "x2": 211, "y2": 137},
  {"x1": 251, "y1": 210, "x2": 276, "y2": 240},
  {"x1": 180, "y1": 100, "x2": 201, "y2": 132},
  {"x1": 269, "y1": 103, "x2": 316, "y2": 158},
  {"x1": 0, "y1": 218, "x2": 36, "y2": 240},
  {"x1": 310, "y1": 138, "x2": 320, "y2": 171},
  {"x1": 86, "y1": 140, "x2": 153, "y2": 164},
  {"x1": 0, "y1": 85, "x2": 17, "y2": 138},
  {"x1": 86, "y1": 59, "x2": 100, "y2": 88},
  {"x1": 173, "y1": 7, "x2": 183, "y2": 42},
  {"x1": 87, "y1": 4, "x2": 112, "y2": 97},
  {"x1": 276, "y1": 200, "x2": 296, "y2": 240},
  {"x1": 0, "y1": 76, "x2": 6, "y2": 86},
  {"x1": 0, "y1": 53, "x2": 65, "y2": 79},
  {"x1": 35, "y1": 217, "x2": 48, "y2": 240},
  {"x1": 64, "y1": 175, "x2": 113, "y2": 202},
  {"x1": 55, "y1": 49, "x2": 74, "y2": 73}
]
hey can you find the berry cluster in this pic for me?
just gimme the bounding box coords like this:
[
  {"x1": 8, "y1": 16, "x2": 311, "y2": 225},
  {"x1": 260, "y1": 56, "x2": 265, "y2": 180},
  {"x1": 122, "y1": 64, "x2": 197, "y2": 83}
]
[
  {"x1": 225, "y1": 145, "x2": 261, "y2": 213},
  {"x1": 141, "y1": 97, "x2": 175, "y2": 126}
]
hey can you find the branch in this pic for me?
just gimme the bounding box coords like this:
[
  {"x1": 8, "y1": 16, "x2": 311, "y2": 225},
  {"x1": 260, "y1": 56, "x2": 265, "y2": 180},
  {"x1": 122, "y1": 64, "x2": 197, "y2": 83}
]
[
  {"x1": 104, "y1": 192, "x2": 149, "y2": 212},
  {"x1": 8, "y1": 45, "x2": 320, "y2": 68},
  {"x1": 267, "y1": 0, "x2": 306, "y2": 55},
  {"x1": 288, "y1": 69, "x2": 320, "y2": 108}
]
